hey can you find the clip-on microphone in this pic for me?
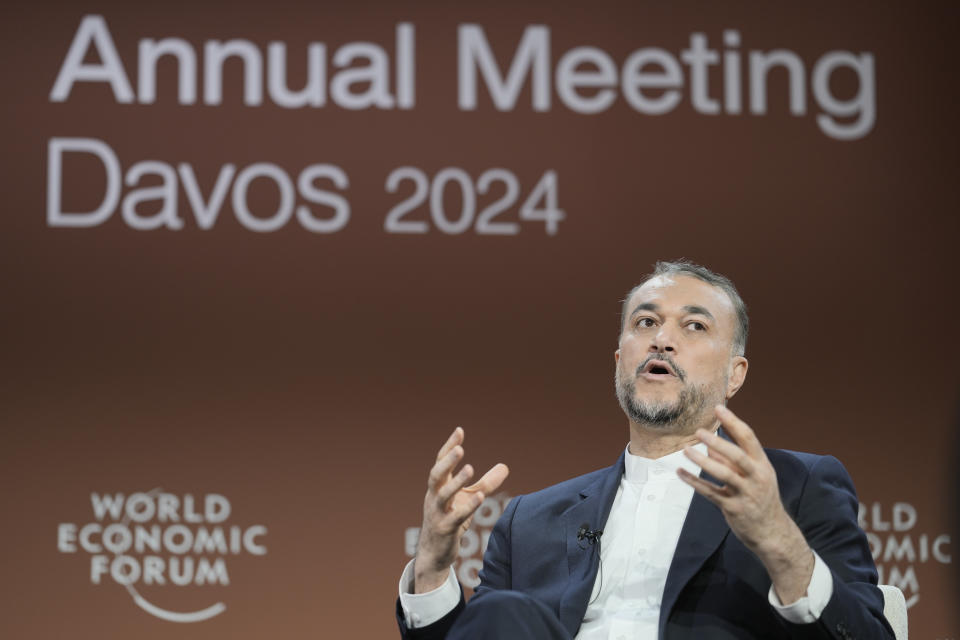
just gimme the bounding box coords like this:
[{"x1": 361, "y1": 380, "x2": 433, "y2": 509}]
[
  {"x1": 577, "y1": 522, "x2": 603, "y2": 549},
  {"x1": 577, "y1": 522, "x2": 604, "y2": 603}
]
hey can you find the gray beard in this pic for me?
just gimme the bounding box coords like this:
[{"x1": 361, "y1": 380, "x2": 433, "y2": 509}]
[{"x1": 615, "y1": 373, "x2": 710, "y2": 432}]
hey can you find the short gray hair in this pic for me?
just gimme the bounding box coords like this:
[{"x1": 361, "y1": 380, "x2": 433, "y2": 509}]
[{"x1": 620, "y1": 259, "x2": 749, "y2": 356}]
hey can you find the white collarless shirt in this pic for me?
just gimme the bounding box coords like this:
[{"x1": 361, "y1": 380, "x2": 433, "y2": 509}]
[{"x1": 575, "y1": 443, "x2": 704, "y2": 639}]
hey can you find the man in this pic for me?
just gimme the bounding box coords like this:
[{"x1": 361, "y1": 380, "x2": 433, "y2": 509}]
[{"x1": 397, "y1": 260, "x2": 892, "y2": 639}]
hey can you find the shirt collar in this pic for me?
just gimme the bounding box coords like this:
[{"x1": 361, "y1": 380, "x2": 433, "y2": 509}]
[{"x1": 623, "y1": 440, "x2": 707, "y2": 484}]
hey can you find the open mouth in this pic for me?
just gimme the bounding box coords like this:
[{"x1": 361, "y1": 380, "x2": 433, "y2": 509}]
[{"x1": 640, "y1": 358, "x2": 679, "y2": 379}]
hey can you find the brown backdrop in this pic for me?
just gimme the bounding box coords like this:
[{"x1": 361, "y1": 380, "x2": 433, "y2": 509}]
[{"x1": 2, "y1": 0, "x2": 957, "y2": 637}]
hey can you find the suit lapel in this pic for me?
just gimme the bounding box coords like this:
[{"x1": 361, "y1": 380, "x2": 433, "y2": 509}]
[
  {"x1": 557, "y1": 452, "x2": 625, "y2": 637},
  {"x1": 658, "y1": 429, "x2": 733, "y2": 639}
]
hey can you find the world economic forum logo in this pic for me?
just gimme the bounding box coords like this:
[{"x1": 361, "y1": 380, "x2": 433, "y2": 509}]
[
  {"x1": 859, "y1": 500, "x2": 952, "y2": 609},
  {"x1": 57, "y1": 489, "x2": 267, "y2": 622}
]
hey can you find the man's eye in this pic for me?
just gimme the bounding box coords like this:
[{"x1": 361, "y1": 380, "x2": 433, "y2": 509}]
[
  {"x1": 688, "y1": 321, "x2": 706, "y2": 331},
  {"x1": 636, "y1": 318, "x2": 656, "y2": 328}
]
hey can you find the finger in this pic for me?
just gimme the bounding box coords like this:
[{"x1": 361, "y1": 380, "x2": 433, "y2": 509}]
[
  {"x1": 677, "y1": 468, "x2": 730, "y2": 504},
  {"x1": 436, "y1": 463, "x2": 475, "y2": 507},
  {"x1": 436, "y1": 427, "x2": 465, "y2": 462},
  {"x1": 695, "y1": 428, "x2": 755, "y2": 475},
  {"x1": 684, "y1": 447, "x2": 744, "y2": 490},
  {"x1": 704, "y1": 444, "x2": 738, "y2": 471},
  {"x1": 465, "y1": 463, "x2": 510, "y2": 496},
  {"x1": 445, "y1": 489, "x2": 487, "y2": 528},
  {"x1": 428, "y1": 445, "x2": 464, "y2": 491},
  {"x1": 714, "y1": 405, "x2": 764, "y2": 458}
]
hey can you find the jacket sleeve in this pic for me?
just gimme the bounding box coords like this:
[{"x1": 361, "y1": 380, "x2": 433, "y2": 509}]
[
  {"x1": 473, "y1": 495, "x2": 521, "y2": 597},
  {"x1": 789, "y1": 455, "x2": 895, "y2": 640},
  {"x1": 395, "y1": 591, "x2": 465, "y2": 640},
  {"x1": 395, "y1": 495, "x2": 521, "y2": 639}
]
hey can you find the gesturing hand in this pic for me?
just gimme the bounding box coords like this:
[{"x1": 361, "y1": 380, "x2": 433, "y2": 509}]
[
  {"x1": 413, "y1": 427, "x2": 509, "y2": 594},
  {"x1": 678, "y1": 405, "x2": 815, "y2": 604}
]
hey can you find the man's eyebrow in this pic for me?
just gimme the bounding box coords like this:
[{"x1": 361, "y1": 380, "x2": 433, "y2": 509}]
[
  {"x1": 683, "y1": 305, "x2": 715, "y2": 320},
  {"x1": 629, "y1": 302, "x2": 659, "y2": 317}
]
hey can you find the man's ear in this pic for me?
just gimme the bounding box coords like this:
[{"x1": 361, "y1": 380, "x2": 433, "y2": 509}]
[
  {"x1": 726, "y1": 356, "x2": 748, "y2": 399},
  {"x1": 614, "y1": 349, "x2": 620, "y2": 364}
]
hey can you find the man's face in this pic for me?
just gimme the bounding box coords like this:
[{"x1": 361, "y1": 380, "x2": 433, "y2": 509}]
[{"x1": 615, "y1": 274, "x2": 747, "y2": 432}]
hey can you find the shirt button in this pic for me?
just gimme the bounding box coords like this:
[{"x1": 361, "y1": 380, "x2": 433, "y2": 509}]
[
  {"x1": 637, "y1": 548, "x2": 646, "y2": 556},
  {"x1": 647, "y1": 494, "x2": 656, "y2": 501},
  {"x1": 412, "y1": 614, "x2": 421, "y2": 624}
]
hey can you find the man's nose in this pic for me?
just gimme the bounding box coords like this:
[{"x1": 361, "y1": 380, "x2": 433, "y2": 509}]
[{"x1": 650, "y1": 324, "x2": 677, "y2": 353}]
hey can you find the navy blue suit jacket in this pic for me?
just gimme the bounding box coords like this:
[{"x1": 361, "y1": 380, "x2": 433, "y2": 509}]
[{"x1": 397, "y1": 441, "x2": 893, "y2": 640}]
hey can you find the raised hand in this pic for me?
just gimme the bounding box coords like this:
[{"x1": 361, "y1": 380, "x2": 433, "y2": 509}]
[
  {"x1": 413, "y1": 427, "x2": 509, "y2": 593},
  {"x1": 678, "y1": 405, "x2": 815, "y2": 604}
]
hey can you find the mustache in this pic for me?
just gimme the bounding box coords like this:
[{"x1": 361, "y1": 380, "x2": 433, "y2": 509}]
[{"x1": 636, "y1": 354, "x2": 686, "y2": 382}]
